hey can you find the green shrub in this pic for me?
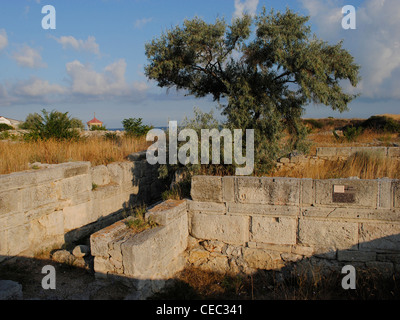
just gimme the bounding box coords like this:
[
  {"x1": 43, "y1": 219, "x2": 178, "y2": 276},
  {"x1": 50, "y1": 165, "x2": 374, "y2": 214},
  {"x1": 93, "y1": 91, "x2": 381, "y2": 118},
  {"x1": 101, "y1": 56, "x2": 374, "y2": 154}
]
[
  {"x1": 361, "y1": 116, "x2": 400, "y2": 133},
  {"x1": 304, "y1": 119, "x2": 324, "y2": 129},
  {"x1": 343, "y1": 126, "x2": 363, "y2": 142},
  {"x1": 0, "y1": 123, "x2": 13, "y2": 132},
  {"x1": 122, "y1": 118, "x2": 153, "y2": 137},
  {"x1": 22, "y1": 109, "x2": 81, "y2": 141},
  {"x1": 90, "y1": 125, "x2": 107, "y2": 131}
]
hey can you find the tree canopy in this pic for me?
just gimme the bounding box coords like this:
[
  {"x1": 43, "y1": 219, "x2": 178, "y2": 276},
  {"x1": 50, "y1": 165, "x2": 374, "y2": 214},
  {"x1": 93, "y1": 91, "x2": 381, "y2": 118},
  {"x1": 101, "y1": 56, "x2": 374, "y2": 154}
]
[{"x1": 145, "y1": 8, "x2": 360, "y2": 173}]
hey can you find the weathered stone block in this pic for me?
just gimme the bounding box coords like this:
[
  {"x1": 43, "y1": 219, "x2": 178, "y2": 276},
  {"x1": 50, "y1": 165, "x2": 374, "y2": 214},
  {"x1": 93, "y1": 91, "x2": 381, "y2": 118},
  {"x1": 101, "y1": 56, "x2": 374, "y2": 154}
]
[
  {"x1": 394, "y1": 181, "x2": 400, "y2": 208},
  {"x1": 20, "y1": 183, "x2": 59, "y2": 211},
  {"x1": 359, "y1": 222, "x2": 400, "y2": 251},
  {"x1": 146, "y1": 200, "x2": 187, "y2": 225},
  {"x1": 63, "y1": 202, "x2": 93, "y2": 232},
  {"x1": 378, "y1": 178, "x2": 392, "y2": 209},
  {"x1": 91, "y1": 165, "x2": 111, "y2": 186},
  {"x1": 223, "y1": 176, "x2": 235, "y2": 203},
  {"x1": 314, "y1": 179, "x2": 378, "y2": 208},
  {"x1": 242, "y1": 248, "x2": 284, "y2": 270},
  {"x1": 250, "y1": 216, "x2": 296, "y2": 245},
  {"x1": 90, "y1": 220, "x2": 129, "y2": 258},
  {"x1": 301, "y1": 179, "x2": 314, "y2": 206},
  {"x1": 298, "y1": 218, "x2": 358, "y2": 250},
  {"x1": 227, "y1": 203, "x2": 298, "y2": 216},
  {"x1": 64, "y1": 162, "x2": 90, "y2": 178},
  {"x1": 187, "y1": 200, "x2": 226, "y2": 215},
  {"x1": 191, "y1": 176, "x2": 223, "y2": 203},
  {"x1": 0, "y1": 190, "x2": 21, "y2": 215},
  {"x1": 235, "y1": 177, "x2": 300, "y2": 205},
  {"x1": 190, "y1": 213, "x2": 249, "y2": 245}
]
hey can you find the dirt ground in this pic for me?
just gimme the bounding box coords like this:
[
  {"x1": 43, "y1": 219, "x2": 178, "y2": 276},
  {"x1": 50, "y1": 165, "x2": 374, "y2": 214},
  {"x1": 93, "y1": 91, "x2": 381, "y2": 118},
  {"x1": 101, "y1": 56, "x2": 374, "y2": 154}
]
[{"x1": 0, "y1": 255, "x2": 135, "y2": 300}]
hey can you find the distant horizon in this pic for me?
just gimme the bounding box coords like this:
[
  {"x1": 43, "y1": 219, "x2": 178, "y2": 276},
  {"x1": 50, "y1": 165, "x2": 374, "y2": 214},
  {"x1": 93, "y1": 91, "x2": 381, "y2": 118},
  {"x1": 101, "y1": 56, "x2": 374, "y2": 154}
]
[{"x1": 1, "y1": 1, "x2": 399, "y2": 128}]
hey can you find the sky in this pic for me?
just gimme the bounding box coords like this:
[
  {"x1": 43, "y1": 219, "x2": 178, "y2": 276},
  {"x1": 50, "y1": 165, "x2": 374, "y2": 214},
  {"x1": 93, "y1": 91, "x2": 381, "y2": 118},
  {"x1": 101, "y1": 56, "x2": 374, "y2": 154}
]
[{"x1": 0, "y1": 0, "x2": 399, "y2": 128}]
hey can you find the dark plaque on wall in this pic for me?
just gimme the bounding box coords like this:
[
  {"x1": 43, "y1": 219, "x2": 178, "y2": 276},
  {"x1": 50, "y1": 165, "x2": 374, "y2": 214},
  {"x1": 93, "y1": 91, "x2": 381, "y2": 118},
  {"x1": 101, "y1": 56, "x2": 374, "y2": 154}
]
[{"x1": 332, "y1": 185, "x2": 356, "y2": 203}]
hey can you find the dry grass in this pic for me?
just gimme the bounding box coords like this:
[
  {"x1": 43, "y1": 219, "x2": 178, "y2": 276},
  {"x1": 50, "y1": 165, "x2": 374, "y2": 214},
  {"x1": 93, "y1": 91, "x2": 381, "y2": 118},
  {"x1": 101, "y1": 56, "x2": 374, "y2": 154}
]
[
  {"x1": 0, "y1": 136, "x2": 150, "y2": 175},
  {"x1": 308, "y1": 129, "x2": 400, "y2": 150},
  {"x1": 272, "y1": 151, "x2": 400, "y2": 180},
  {"x1": 151, "y1": 265, "x2": 400, "y2": 300}
]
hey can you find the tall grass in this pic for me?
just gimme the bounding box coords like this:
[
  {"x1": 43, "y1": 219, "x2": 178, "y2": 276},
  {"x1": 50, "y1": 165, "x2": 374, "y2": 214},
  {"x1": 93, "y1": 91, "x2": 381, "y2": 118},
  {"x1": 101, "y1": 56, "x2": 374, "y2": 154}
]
[
  {"x1": 0, "y1": 136, "x2": 150, "y2": 175},
  {"x1": 273, "y1": 151, "x2": 400, "y2": 179}
]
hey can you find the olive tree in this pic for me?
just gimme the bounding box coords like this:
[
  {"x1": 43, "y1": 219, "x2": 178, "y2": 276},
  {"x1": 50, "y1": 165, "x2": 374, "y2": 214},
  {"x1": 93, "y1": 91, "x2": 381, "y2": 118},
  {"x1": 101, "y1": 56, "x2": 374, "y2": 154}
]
[{"x1": 145, "y1": 8, "x2": 360, "y2": 173}]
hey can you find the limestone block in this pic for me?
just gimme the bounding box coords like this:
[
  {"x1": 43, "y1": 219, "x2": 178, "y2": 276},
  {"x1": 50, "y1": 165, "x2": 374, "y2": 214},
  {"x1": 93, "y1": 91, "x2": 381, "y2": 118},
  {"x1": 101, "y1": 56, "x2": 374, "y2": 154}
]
[
  {"x1": 190, "y1": 213, "x2": 249, "y2": 245},
  {"x1": 359, "y1": 222, "x2": 400, "y2": 251},
  {"x1": 146, "y1": 200, "x2": 187, "y2": 226},
  {"x1": 29, "y1": 210, "x2": 64, "y2": 243},
  {"x1": 235, "y1": 177, "x2": 300, "y2": 205},
  {"x1": 121, "y1": 222, "x2": 187, "y2": 279},
  {"x1": 0, "y1": 190, "x2": 21, "y2": 215},
  {"x1": 298, "y1": 218, "x2": 358, "y2": 250},
  {"x1": 191, "y1": 176, "x2": 223, "y2": 203},
  {"x1": 90, "y1": 220, "x2": 129, "y2": 258},
  {"x1": 187, "y1": 200, "x2": 226, "y2": 215},
  {"x1": 394, "y1": 181, "x2": 400, "y2": 208},
  {"x1": 57, "y1": 174, "x2": 91, "y2": 202},
  {"x1": 301, "y1": 179, "x2": 314, "y2": 206},
  {"x1": 20, "y1": 183, "x2": 59, "y2": 211},
  {"x1": 242, "y1": 248, "x2": 284, "y2": 270},
  {"x1": 378, "y1": 178, "x2": 392, "y2": 209},
  {"x1": 222, "y1": 176, "x2": 235, "y2": 203},
  {"x1": 63, "y1": 202, "x2": 93, "y2": 232},
  {"x1": 7, "y1": 223, "x2": 30, "y2": 256},
  {"x1": 63, "y1": 162, "x2": 90, "y2": 178},
  {"x1": 250, "y1": 216, "x2": 297, "y2": 245},
  {"x1": 107, "y1": 162, "x2": 125, "y2": 185},
  {"x1": 227, "y1": 203, "x2": 298, "y2": 217},
  {"x1": 314, "y1": 179, "x2": 378, "y2": 208},
  {"x1": 91, "y1": 165, "x2": 111, "y2": 186}
]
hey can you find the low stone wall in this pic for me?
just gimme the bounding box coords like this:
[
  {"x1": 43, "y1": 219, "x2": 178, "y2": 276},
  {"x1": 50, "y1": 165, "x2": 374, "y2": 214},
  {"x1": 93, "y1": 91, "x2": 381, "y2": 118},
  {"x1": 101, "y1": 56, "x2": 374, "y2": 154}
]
[
  {"x1": 90, "y1": 200, "x2": 188, "y2": 299},
  {"x1": 187, "y1": 176, "x2": 400, "y2": 275},
  {"x1": 277, "y1": 146, "x2": 400, "y2": 170},
  {"x1": 315, "y1": 146, "x2": 400, "y2": 159},
  {"x1": 0, "y1": 151, "x2": 163, "y2": 262},
  {"x1": 88, "y1": 175, "x2": 400, "y2": 299}
]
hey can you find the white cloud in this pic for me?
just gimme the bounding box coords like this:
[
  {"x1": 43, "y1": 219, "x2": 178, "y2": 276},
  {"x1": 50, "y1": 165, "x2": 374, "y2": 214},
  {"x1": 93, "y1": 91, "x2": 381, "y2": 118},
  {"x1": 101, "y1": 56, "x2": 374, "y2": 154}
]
[
  {"x1": 134, "y1": 17, "x2": 153, "y2": 29},
  {"x1": 13, "y1": 77, "x2": 66, "y2": 97},
  {"x1": 0, "y1": 29, "x2": 8, "y2": 51},
  {"x1": 12, "y1": 45, "x2": 47, "y2": 68},
  {"x1": 301, "y1": 0, "x2": 400, "y2": 100},
  {"x1": 52, "y1": 35, "x2": 100, "y2": 55},
  {"x1": 233, "y1": 0, "x2": 259, "y2": 18},
  {"x1": 65, "y1": 59, "x2": 148, "y2": 98}
]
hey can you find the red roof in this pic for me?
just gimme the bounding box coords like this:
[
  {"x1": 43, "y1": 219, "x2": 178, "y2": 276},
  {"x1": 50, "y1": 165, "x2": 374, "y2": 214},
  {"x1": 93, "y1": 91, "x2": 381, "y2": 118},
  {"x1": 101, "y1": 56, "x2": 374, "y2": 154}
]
[{"x1": 87, "y1": 116, "x2": 103, "y2": 125}]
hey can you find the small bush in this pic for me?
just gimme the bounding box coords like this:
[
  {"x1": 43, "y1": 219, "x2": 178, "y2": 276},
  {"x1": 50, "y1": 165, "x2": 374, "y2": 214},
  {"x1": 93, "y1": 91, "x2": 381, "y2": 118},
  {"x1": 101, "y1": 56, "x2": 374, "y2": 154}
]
[
  {"x1": 304, "y1": 119, "x2": 324, "y2": 129},
  {"x1": 90, "y1": 125, "x2": 107, "y2": 131},
  {"x1": 0, "y1": 123, "x2": 13, "y2": 132},
  {"x1": 361, "y1": 116, "x2": 400, "y2": 133},
  {"x1": 22, "y1": 109, "x2": 81, "y2": 141},
  {"x1": 122, "y1": 118, "x2": 153, "y2": 137},
  {"x1": 343, "y1": 126, "x2": 363, "y2": 142}
]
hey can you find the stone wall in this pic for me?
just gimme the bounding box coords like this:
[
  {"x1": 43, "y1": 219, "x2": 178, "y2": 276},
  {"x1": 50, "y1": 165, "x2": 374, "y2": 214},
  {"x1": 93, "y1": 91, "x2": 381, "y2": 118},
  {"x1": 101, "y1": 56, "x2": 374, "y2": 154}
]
[
  {"x1": 90, "y1": 200, "x2": 188, "y2": 299},
  {"x1": 0, "y1": 151, "x2": 164, "y2": 262},
  {"x1": 186, "y1": 176, "x2": 400, "y2": 276}
]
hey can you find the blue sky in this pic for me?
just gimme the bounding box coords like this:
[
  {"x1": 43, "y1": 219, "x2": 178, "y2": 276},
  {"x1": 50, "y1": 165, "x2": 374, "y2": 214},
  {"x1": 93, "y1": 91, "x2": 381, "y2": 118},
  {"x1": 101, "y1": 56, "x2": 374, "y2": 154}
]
[{"x1": 0, "y1": 0, "x2": 399, "y2": 128}]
